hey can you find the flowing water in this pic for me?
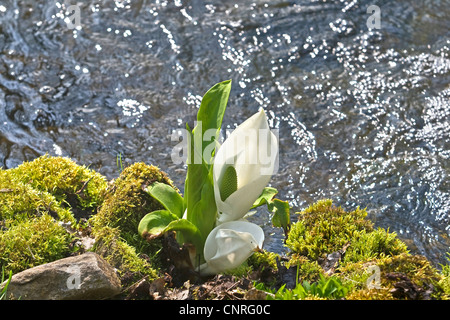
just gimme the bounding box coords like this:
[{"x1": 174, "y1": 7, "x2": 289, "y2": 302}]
[{"x1": 0, "y1": 0, "x2": 449, "y2": 265}]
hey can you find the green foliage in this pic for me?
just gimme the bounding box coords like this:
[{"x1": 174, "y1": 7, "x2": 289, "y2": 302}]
[
  {"x1": 257, "y1": 274, "x2": 352, "y2": 300},
  {"x1": 91, "y1": 225, "x2": 158, "y2": 284},
  {"x1": 91, "y1": 162, "x2": 175, "y2": 243},
  {"x1": 139, "y1": 80, "x2": 232, "y2": 262},
  {"x1": 146, "y1": 182, "x2": 185, "y2": 219},
  {"x1": 6, "y1": 154, "x2": 107, "y2": 212},
  {"x1": 343, "y1": 228, "x2": 409, "y2": 263},
  {"x1": 1, "y1": 268, "x2": 13, "y2": 300},
  {"x1": 0, "y1": 214, "x2": 74, "y2": 274},
  {"x1": 286, "y1": 199, "x2": 372, "y2": 260},
  {"x1": 90, "y1": 162, "x2": 176, "y2": 282},
  {"x1": 286, "y1": 255, "x2": 324, "y2": 284}
]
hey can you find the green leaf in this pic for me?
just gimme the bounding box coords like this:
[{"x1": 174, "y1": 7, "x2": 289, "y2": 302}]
[
  {"x1": 185, "y1": 80, "x2": 231, "y2": 244},
  {"x1": 251, "y1": 187, "x2": 278, "y2": 209},
  {"x1": 1, "y1": 268, "x2": 12, "y2": 300},
  {"x1": 138, "y1": 210, "x2": 179, "y2": 240},
  {"x1": 271, "y1": 198, "x2": 291, "y2": 236},
  {"x1": 196, "y1": 80, "x2": 232, "y2": 161},
  {"x1": 188, "y1": 171, "x2": 217, "y2": 243},
  {"x1": 146, "y1": 182, "x2": 185, "y2": 218},
  {"x1": 164, "y1": 219, "x2": 203, "y2": 253}
]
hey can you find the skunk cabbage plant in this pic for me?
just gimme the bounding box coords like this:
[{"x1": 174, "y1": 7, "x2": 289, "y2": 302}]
[{"x1": 138, "y1": 80, "x2": 290, "y2": 275}]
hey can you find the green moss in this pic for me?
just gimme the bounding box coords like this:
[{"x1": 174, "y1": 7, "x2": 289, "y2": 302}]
[
  {"x1": 343, "y1": 228, "x2": 409, "y2": 263},
  {"x1": 248, "y1": 250, "x2": 279, "y2": 272},
  {"x1": 90, "y1": 225, "x2": 157, "y2": 284},
  {"x1": 89, "y1": 162, "x2": 179, "y2": 283},
  {"x1": 286, "y1": 199, "x2": 373, "y2": 260},
  {"x1": 438, "y1": 255, "x2": 450, "y2": 298},
  {"x1": 286, "y1": 255, "x2": 324, "y2": 283},
  {"x1": 7, "y1": 154, "x2": 107, "y2": 214},
  {"x1": 0, "y1": 214, "x2": 74, "y2": 274},
  {"x1": 271, "y1": 199, "x2": 450, "y2": 300},
  {"x1": 0, "y1": 175, "x2": 74, "y2": 224},
  {"x1": 343, "y1": 254, "x2": 446, "y2": 300},
  {"x1": 90, "y1": 162, "x2": 176, "y2": 241}
]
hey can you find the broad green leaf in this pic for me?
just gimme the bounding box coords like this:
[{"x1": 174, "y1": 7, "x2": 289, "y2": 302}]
[
  {"x1": 271, "y1": 198, "x2": 291, "y2": 236},
  {"x1": 164, "y1": 219, "x2": 204, "y2": 255},
  {"x1": 188, "y1": 171, "x2": 217, "y2": 242},
  {"x1": 196, "y1": 79, "x2": 231, "y2": 161},
  {"x1": 251, "y1": 187, "x2": 278, "y2": 209},
  {"x1": 146, "y1": 182, "x2": 185, "y2": 218},
  {"x1": 138, "y1": 210, "x2": 179, "y2": 240},
  {"x1": 185, "y1": 128, "x2": 213, "y2": 237},
  {"x1": 185, "y1": 81, "x2": 231, "y2": 245}
]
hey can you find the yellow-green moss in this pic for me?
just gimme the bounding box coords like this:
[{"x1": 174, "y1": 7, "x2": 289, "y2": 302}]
[
  {"x1": 264, "y1": 199, "x2": 450, "y2": 300},
  {"x1": 438, "y1": 257, "x2": 450, "y2": 298},
  {"x1": 0, "y1": 214, "x2": 74, "y2": 274},
  {"x1": 286, "y1": 254, "x2": 324, "y2": 283},
  {"x1": 342, "y1": 253, "x2": 446, "y2": 300},
  {"x1": 1, "y1": 156, "x2": 179, "y2": 285},
  {"x1": 89, "y1": 162, "x2": 180, "y2": 283},
  {"x1": 286, "y1": 199, "x2": 373, "y2": 260},
  {"x1": 7, "y1": 154, "x2": 107, "y2": 213},
  {"x1": 90, "y1": 225, "x2": 157, "y2": 283},
  {"x1": 0, "y1": 175, "x2": 74, "y2": 224},
  {"x1": 90, "y1": 162, "x2": 176, "y2": 239},
  {"x1": 343, "y1": 228, "x2": 409, "y2": 263},
  {"x1": 248, "y1": 250, "x2": 279, "y2": 272}
]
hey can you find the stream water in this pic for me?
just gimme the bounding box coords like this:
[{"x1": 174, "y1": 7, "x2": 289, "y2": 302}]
[{"x1": 0, "y1": 0, "x2": 449, "y2": 266}]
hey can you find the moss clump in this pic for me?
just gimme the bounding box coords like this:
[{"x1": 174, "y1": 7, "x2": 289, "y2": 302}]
[
  {"x1": 340, "y1": 227, "x2": 408, "y2": 265},
  {"x1": 438, "y1": 257, "x2": 450, "y2": 298},
  {"x1": 343, "y1": 254, "x2": 445, "y2": 300},
  {"x1": 6, "y1": 154, "x2": 107, "y2": 215},
  {"x1": 0, "y1": 214, "x2": 74, "y2": 274},
  {"x1": 258, "y1": 199, "x2": 450, "y2": 300},
  {"x1": 89, "y1": 162, "x2": 179, "y2": 283},
  {"x1": 90, "y1": 162, "x2": 176, "y2": 240},
  {"x1": 90, "y1": 225, "x2": 157, "y2": 284},
  {"x1": 0, "y1": 175, "x2": 74, "y2": 224},
  {"x1": 0, "y1": 155, "x2": 110, "y2": 274},
  {"x1": 286, "y1": 199, "x2": 373, "y2": 260},
  {"x1": 1, "y1": 156, "x2": 179, "y2": 286},
  {"x1": 248, "y1": 250, "x2": 279, "y2": 272},
  {"x1": 285, "y1": 255, "x2": 324, "y2": 284}
]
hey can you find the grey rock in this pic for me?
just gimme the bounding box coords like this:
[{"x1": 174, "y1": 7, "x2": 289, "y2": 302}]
[{"x1": 2, "y1": 252, "x2": 121, "y2": 300}]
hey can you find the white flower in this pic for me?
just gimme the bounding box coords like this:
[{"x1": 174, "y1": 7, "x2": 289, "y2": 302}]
[
  {"x1": 213, "y1": 109, "x2": 278, "y2": 224},
  {"x1": 199, "y1": 221, "x2": 264, "y2": 275}
]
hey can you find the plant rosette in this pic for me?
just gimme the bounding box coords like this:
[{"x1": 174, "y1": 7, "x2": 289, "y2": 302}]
[{"x1": 138, "y1": 80, "x2": 290, "y2": 275}]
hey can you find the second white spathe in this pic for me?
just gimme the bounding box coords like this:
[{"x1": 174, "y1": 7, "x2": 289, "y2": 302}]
[{"x1": 199, "y1": 220, "x2": 265, "y2": 275}]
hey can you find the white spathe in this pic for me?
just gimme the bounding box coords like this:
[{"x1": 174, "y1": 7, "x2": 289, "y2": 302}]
[
  {"x1": 199, "y1": 221, "x2": 264, "y2": 275},
  {"x1": 213, "y1": 109, "x2": 278, "y2": 224}
]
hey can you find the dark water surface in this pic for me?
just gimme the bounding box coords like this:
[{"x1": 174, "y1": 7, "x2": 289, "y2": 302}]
[{"x1": 0, "y1": 0, "x2": 449, "y2": 265}]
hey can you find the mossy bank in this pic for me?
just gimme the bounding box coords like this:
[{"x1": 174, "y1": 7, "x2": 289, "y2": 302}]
[{"x1": 1, "y1": 155, "x2": 449, "y2": 300}]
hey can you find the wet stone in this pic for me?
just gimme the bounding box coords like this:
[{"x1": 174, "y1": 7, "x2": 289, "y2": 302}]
[{"x1": 1, "y1": 252, "x2": 121, "y2": 300}]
